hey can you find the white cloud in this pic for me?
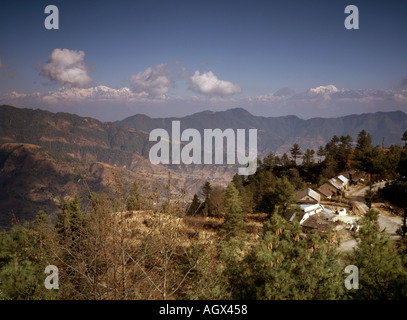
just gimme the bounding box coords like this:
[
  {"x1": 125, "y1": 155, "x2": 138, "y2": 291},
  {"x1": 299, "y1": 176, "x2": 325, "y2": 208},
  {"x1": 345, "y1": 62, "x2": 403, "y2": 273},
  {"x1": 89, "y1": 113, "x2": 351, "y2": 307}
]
[
  {"x1": 308, "y1": 85, "x2": 341, "y2": 96},
  {"x1": 130, "y1": 64, "x2": 172, "y2": 97},
  {"x1": 43, "y1": 85, "x2": 141, "y2": 101},
  {"x1": 394, "y1": 90, "x2": 407, "y2": 103},
  {"x1": 2, "y1": 91, "x2": 28, "y2": 99},
  {"x1": 42, "y1": 48, "x2": 92, "y2": 88},
  {"x1": 0, "y1": 85, "x2": 171, "y2": 107},
  {"x1": 189, "y1": 71, "x2": 241, "y2": 97}
]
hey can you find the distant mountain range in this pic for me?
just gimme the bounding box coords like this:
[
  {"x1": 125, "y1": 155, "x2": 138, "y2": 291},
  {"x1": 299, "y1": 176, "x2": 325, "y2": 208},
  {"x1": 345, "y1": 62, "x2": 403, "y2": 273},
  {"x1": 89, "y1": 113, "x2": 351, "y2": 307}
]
[
  {"x1": 117, "y1": 107, "x2": 407, "y2": 156},
  {"x1": 2, "y1": 105, "x2": 405, "y2": 159},
  {"x1": 0, "y1": 104, "x2": 406, "y2": 228}
]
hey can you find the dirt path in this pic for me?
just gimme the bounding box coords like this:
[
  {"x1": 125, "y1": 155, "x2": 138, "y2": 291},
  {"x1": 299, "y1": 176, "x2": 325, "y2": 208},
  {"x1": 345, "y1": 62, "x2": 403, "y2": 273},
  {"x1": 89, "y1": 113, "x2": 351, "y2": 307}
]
[
  {"x1": 346, "y1": 182, "x2": 401, "y2": 240},
  {"x1": 338, "y1": 182, "x2": 402, "y2": 252}
]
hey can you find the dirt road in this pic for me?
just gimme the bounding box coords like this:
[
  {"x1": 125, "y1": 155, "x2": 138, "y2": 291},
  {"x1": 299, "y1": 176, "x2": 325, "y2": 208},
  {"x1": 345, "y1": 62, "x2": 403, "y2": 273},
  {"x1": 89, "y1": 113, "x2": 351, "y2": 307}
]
[
  {"x1": 339, "y1": 182, "x2": 402, "y2": 251},
  {"x1": 347, "y1": 182, "x2": 401, "y2": 240}
]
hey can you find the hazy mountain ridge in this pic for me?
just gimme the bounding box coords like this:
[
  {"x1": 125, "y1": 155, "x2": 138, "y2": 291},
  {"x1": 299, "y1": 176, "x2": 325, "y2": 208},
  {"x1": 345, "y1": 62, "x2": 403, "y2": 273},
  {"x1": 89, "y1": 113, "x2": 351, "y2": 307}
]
[
  {"x1": 117, "y1": 108, "x2": 407, "y2": 155},
  {"x1": 2, "y1": 104, "x2": 406, "y2": 162}
]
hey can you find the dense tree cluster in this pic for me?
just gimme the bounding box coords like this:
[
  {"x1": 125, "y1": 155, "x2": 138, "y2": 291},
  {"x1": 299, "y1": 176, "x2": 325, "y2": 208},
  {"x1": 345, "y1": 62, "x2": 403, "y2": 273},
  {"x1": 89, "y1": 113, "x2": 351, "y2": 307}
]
[{"x1": 379, "y1": 131, "x2": 407, "y2": 237}]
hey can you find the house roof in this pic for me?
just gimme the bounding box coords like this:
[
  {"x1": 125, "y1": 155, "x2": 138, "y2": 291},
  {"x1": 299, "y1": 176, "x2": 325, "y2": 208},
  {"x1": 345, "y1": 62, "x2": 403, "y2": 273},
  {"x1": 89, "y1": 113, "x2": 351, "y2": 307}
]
[
  {"x1": 317, "y1": 183, "x2": 335, "y2": 197},
  {"x1": 337, "y1": 175, "x2": 349, "y2": 184},
  {"x1": 328, "y1": 178, "x2": 343, "y2": 190},
  {"x1": 296, "y1": 188, "x2": 321, "y2": 203},
  {"x1": 301, "y1": 214, "x2": 337, "y2": 233},
  {"x1": 300, "y1": 203, "x2": 321, "y2": 213},
  {"x1": 286, "y1": 212, "x2": 306, "y2": 224},
  {"x1": 340, "y1": 170, "x2": 360, "y2": 182}
]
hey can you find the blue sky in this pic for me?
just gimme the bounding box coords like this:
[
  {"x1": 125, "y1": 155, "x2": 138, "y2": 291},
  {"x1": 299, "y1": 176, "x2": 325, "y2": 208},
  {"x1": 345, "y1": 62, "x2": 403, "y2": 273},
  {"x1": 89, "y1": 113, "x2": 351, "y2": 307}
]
[{"x1": 1, "y1": 0, "x2": 407, "y2": 121}]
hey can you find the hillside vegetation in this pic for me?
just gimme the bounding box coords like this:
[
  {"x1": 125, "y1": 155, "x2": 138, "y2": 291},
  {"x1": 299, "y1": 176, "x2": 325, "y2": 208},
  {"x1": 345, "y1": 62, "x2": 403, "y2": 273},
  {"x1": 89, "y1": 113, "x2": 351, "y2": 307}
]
[{"x1": 1, "y1": 127, "x2": 407, "y2": 300}]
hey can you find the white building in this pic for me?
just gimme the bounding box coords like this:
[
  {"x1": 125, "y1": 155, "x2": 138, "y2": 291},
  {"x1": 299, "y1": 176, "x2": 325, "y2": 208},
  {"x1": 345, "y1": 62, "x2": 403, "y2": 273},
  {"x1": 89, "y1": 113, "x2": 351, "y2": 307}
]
[{"x1": 337, "y1": 175, "x2": 349, "y2": 189}]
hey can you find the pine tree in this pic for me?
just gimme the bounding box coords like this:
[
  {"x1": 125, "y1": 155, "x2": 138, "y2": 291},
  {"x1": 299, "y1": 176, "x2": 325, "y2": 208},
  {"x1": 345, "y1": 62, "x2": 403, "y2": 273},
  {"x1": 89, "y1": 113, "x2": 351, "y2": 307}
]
[
  {"x1": 356, "y1": 130, "x2": 372, "y2": 151},
  {"x1": 259, "y1": 176, "x2": 296, "y2": 217},
  {"x1": 302, "y1": 149, "x2": 315, "y2": 167},
  {"x1": 290, "y1": 144, "x2": 302, "y2": 165},
  {"x1": 402, "y1": 131, "x2": 407, "y2": 148},
  {"x1": 218, "y1": 183, "x2": 248, "y2": 296},
  {"x1": 398, "y1": 147, "x2": 407, "y2": 178},
  {"x1": 383, "y1": 145, "x2": 403, "y2": 179},
  {"x1": 364, "y1": 189, "x2": 376, "y2": 209},
  {"x1": 262, "y1": 153, "x2": 279, "y2": 171},
  {"x1": 0, "y1": 222, "x2": 58, "y2": 300},
  {"x1": 228, "y1": 214, "x2": 344, "y2": 299},
  {"x1": 55, "y1": 196, "x2": 85, "y2": 235},
  {"x1": 231, "y1": 173, "x2": 244, "y2": 190},
  {"x1": 317, "y1": 146, "x2": 326, "y2": 163},
  {"x1": 285, "y1": 168, "x2": 305, "y2": 191},
  {"x1": 183, "y1": 243, "x2": 231, "y2": 300},
  {"x1": 281, "y1": 153, "x2": 291, "y2": 167},
  {"x1": 221, "y1": 183, "x2": 246, "y2": 240},
  {"x1": 126, "y1": 181, "x2": 141, "y2": 211},
  {"x1": 354, "y1": 146, "x2": 385, "y2": 189},
  {"x1": 33, "y1": 210, "x2": 50, "y2": 227},
  {"x1": 347, "y1": 209, "x2": 407, "y2": 299},
  {"x1": 201, "y1": 181, "x2": 214, "y2": 217},
  {"x1": 338, "y1": 135, "x2": 353, "y2": 171},
  {"x1": 187, "y1": 194, "x2": 202, "y2": 216},
  {"x1": 231, "y1": 173, "x2": 254, "y2": 214}
]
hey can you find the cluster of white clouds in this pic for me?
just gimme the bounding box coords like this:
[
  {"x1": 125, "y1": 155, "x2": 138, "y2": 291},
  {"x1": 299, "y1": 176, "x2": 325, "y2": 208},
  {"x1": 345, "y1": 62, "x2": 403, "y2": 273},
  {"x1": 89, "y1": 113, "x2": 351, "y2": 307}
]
[
  {"x1": 130, "y1": 64, "x2": 172, "y2": 97},
  {"x1": 249, "y1": 84, "x2": 403, "y2": 104},
  {"x1": 42, "y1": 48, "x2": 92, "y2": 88},
  {"x1": 0, "y1": 85, "x2": 183, "y2": 111},
  {"x1": 2, "y1": 48, "x2": 407, "y2": 120},
  {"x1": 308, "y1": 84, "x2": 340, "y2": 96},
  {"x1": 1, "y1": 85, "x2": 148, "y2": 105},
  {"x1": 128, "y1": 63, "x2": 241, "y2": 98},
  {"x1": 23, "y1": 47, "x2": 243, "y2": 98},
  {"x1": 189, "y1": 71, "x2": 241, "y2": 96}
]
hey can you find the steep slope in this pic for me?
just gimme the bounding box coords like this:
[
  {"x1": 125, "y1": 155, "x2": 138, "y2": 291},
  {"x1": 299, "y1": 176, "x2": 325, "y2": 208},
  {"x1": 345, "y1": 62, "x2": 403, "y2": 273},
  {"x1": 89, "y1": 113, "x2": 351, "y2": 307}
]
[
  {"x1": 0, "y1": 143, "x2": 81, "y2": 227},
  {"x1": 0, "y1": 142, "x2": 214, "y2": 229},
  {"x1": 0, "y1": 105, "x2": 151, "y2": 164}
]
